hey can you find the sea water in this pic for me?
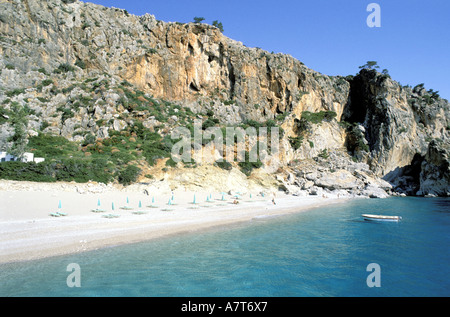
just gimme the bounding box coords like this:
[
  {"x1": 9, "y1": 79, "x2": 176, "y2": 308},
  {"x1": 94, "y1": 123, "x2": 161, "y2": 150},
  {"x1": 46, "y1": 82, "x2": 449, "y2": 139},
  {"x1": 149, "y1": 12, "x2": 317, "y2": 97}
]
[{"x1": 0, "y1": 197, "x2": 449, "y2": 297}]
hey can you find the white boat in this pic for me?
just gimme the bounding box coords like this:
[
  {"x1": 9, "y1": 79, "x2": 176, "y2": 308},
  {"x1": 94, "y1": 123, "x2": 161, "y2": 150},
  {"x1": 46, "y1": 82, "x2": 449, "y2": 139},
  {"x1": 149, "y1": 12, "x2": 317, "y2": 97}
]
[{"x1": 362, "y1": 214, "x2": 402, "y2": 222}]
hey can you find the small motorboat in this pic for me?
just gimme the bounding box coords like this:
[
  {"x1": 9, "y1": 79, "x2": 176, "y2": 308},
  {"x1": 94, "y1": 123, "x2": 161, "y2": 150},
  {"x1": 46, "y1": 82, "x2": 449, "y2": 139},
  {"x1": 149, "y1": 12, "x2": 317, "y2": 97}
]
[{"x1": 362, "y1": 214, "x2": 402, "y2": 222}]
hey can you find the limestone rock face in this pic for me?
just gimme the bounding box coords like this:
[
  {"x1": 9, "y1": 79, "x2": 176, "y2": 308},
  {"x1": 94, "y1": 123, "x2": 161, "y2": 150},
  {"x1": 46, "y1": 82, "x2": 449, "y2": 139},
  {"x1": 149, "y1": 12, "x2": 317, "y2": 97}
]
[
  {"x1": 0, "y1": 0, "x2": 349, "y2": 124},
  {"x1": 418, "y1": 140, "x2": 450, "y2": 196},
  {"x1": 344, "y1": 69, "x2": 424, "y2": 177},
  {"x1": 343, "y1": 70, "x2": 449, "y2": 196},
  {"x1": 0, "y1": 0, "x2": 449, "y2": 196}
]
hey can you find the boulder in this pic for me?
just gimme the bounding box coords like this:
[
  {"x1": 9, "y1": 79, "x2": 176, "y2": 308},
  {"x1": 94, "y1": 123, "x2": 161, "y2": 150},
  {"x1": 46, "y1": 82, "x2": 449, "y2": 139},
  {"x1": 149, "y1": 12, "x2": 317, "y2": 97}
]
[
  {"x1": 314, "y1": 169, "x2": 363, "y2": 190},
  {"x1": 361, "y1": 185, "x2": 389, "y2": 199}
]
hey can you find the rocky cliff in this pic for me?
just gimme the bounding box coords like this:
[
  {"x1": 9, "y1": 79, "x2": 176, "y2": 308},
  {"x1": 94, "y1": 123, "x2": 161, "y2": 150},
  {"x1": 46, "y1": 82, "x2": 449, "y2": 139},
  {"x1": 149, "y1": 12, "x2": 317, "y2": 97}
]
[{"x1": 0, "y1": 0, "x2": 448, "y2": 196}]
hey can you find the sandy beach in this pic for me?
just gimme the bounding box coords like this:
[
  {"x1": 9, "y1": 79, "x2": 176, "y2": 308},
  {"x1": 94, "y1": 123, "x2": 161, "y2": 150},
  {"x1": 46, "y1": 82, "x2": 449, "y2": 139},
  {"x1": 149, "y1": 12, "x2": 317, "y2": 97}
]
[{"x1": 0, "y1": 180, "x2": 352, "y2": 264}]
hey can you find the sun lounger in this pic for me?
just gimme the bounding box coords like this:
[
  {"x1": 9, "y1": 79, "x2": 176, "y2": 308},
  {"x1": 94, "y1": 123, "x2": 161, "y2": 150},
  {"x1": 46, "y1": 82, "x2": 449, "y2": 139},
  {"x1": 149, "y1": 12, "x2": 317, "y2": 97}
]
[
  {"x1": 50, "y1": 211, "x2": 67, "y2": 217},
  {"x1": 120, "y1": 206, "x2": 134, "y2": 210},
  {"x1": 132, "y1": 211, "x2": 148, "y2": 215},
  {"x1": 91, "y1": 208, "x2": 106, "y2": 213},
  {"x1": 102, "y1": 214, "x2": 120, "y2": 219}
]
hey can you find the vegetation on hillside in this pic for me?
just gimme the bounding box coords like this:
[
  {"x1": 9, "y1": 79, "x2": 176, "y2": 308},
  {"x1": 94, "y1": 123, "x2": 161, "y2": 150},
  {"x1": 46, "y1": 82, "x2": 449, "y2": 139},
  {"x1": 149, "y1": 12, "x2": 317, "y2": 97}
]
[{"x1": 0, "y1": 77, "x2": 286, "y2": 183}]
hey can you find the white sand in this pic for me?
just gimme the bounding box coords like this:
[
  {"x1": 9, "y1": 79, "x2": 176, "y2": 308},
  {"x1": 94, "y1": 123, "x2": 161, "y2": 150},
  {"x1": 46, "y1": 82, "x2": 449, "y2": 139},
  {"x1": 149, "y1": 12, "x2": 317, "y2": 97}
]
[{"x1": 0, "y1": 180, "x2": 351, "y2": 263}]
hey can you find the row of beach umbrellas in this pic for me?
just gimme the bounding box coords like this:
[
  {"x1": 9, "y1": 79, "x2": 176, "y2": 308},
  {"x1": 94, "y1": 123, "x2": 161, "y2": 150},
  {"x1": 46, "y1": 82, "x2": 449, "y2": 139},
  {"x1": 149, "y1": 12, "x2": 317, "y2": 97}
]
[{"x1": 52, "y1": 191, "x2": 261, "y2": 218}]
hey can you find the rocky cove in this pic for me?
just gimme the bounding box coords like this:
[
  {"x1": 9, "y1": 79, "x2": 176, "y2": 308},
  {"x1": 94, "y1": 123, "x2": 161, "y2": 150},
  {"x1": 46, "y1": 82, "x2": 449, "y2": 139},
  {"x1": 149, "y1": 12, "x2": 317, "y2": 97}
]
[{"x1": 0, "y1": 0, "x2": 448, "y2": 197}]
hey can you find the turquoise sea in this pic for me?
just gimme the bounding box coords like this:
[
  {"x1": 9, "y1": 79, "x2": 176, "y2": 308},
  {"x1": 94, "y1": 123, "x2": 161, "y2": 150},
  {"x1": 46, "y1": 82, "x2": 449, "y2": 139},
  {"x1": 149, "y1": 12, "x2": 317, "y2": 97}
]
[{"x1": 0, "y1": 197, "x2": 449, "y2": 297}]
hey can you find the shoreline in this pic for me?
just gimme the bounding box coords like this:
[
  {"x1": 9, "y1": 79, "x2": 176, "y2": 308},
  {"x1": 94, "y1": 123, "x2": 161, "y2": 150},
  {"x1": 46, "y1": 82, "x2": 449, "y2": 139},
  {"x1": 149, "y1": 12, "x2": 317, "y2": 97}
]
[{"x1": 0, "y1": 180, "x2": 356, "y2": 264}]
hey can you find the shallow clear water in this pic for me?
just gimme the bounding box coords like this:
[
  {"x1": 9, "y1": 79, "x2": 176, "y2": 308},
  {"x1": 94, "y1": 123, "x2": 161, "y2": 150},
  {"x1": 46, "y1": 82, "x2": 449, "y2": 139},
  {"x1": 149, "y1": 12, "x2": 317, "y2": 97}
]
[{"x1": 1, "y1": 197, "x2": 449, "y2": 297}]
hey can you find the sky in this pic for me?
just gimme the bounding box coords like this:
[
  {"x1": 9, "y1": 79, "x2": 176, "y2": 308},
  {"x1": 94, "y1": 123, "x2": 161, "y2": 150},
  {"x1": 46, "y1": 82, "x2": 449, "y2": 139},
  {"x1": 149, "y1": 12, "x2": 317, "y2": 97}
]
[{"x1": 88, "y1": 0, "x2": 450, "y2": 100}]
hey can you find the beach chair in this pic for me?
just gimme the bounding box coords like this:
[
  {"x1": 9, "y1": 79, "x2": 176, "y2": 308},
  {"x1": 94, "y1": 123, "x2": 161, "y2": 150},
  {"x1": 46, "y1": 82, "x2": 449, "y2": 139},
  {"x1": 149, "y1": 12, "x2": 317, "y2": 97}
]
[
  {"x1": 102, "y1": 214, "x2": 120, "y2": 219},
  {"x1": 132, "y1": 211, "x2": 148, "y2": 215},
  {"x1": 91, "y1": 208, "x2": 106, "y2": 213},
  {"x1": 50, "y1": 200, "x2": 67, "y2": 216},
  {"x1": 49, "y1": 211, "x2": 67, "y2": 217},
  {"x1": 132, "y1": 201, "x2": 148, "y2": 214},
  {"x1": 120, "y1": 197, "x2": 134, "y2": 210},
  {"x1": 147, "y1": 197, "x2": 159, "y2": 208},
  {"x1": 92, "y1": 199, "x2": 106, "y2": 212}
]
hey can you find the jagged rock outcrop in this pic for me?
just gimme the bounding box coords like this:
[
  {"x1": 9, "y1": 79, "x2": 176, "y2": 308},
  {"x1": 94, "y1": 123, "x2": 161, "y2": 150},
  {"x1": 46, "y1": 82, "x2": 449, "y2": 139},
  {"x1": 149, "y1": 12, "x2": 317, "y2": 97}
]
[
  {"x1": 344, "y1": 69, "x2": 424, "y2": 177},
  {"x1": 0, "y1": 0, "x2": 448, "y2": 196},
  {"x1": 342, "y1": 69, "x2": 449, "y2": 196},
  {"x1": 417, "y1": 140, "x2": 450, "y2": 196}
]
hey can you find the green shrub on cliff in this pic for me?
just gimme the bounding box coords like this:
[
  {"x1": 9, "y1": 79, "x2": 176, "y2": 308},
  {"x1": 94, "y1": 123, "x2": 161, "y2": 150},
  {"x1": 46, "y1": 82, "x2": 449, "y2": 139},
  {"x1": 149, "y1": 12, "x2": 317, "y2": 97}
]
[
  {"x1": 117, "y1": 165, "x2": 141, "y2": 185},
  {"x1": 238, "y1": 150, "x2": 262, "y2": 176},
  {"x1": 288, "y1": 136, "x2": 303, "y2": 150},
  {"x1": 297, "y1": 110, "x2": 337, "y2": 135}
]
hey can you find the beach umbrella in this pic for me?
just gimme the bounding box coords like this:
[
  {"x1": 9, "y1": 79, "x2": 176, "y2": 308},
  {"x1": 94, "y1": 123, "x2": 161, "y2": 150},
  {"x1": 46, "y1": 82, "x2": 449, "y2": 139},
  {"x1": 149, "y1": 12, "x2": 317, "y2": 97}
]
[
  {"x1": 250, "y1": 193, "x2": 252, "y2": 199},
  {"x1": 193, "y1": 194, "x2": 196, "y2": 204},
  {"x1": 126, "y1": 196, "x2": 129, "y2": 204},
  {"x1": 112, "y1": 202, "x2": 115, "y2": 211},
  {"x1": 139, "y1": 200, "x2": 142, "y2": 208},
  {"x1": 97, "y1": 199, "x2": 101, "y2": 207}
]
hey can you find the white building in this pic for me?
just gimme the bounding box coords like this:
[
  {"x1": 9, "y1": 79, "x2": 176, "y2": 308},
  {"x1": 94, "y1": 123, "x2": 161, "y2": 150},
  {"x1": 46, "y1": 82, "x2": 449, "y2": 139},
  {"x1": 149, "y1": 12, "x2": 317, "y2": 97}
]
[
  {"x1": 0, "y1": 151, "x2": 45, "y2": 163},
  {"x1": 0, "y1": 152, "x2": 16, "y2": 162}
]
